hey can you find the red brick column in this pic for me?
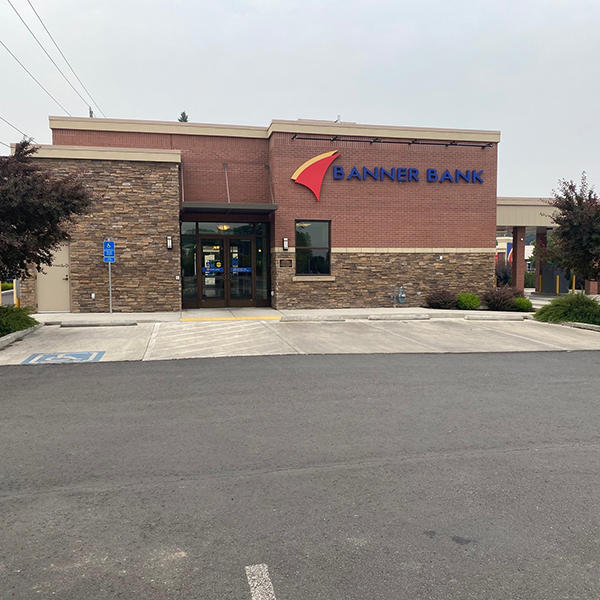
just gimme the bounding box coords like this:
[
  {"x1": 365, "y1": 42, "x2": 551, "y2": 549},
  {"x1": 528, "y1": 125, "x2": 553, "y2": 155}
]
[
  {"x1": 512, "y1": 226, "x2": 526, "y2": 292},
  {"x1": 585, "y1": 280, "x2": 599, "y2": 295},
  {"x1": 535, "y1": 227, "x2": 547, "y2": 292}
]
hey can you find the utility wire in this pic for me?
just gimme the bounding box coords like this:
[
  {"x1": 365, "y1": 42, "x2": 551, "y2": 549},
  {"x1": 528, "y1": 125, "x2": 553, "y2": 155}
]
[
  {"x1": 25, "y1": 0, "x2": 105, "y2": 117},
  {"x1": 0, "y1": 38, "x2": 71, "y2": 115},
  {"x1": 7, "y1": 0, "x2": 92, "y2": 113},
  {"x1": 0, "y1": 115, "x2": 30, "y2": 138},
  {"x1": 0, "y1": 140, "x2": 10, "y2": 148}
]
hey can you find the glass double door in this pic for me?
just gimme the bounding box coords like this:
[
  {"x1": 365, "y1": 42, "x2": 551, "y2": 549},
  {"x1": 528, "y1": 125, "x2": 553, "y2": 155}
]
[{"x1": 199, "y1": 237, "x2": 255, "y2": 307}]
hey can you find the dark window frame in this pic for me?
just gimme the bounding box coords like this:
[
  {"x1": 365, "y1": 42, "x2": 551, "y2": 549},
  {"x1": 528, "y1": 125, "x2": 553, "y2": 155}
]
[{"x1": 295, "y1": 219, "x2": 331, "y2": 275}]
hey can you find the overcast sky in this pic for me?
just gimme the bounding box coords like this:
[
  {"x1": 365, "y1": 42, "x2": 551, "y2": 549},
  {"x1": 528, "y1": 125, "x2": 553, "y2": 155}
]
[{"x1": 1, "y1": 0, "x2": 599, "y2": 196}]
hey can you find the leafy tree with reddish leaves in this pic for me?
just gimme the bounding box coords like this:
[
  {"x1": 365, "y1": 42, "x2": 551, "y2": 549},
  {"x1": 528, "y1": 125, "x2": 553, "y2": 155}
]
[
  {"x1": 547, "y1": 173, "x2": 600, "y2": 282},
  {"x1": 0, "y1": 140, "x2": 92, "y2": 281}
]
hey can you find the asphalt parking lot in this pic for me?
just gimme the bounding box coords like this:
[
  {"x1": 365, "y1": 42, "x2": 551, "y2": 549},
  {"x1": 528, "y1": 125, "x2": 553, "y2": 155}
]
[
  {"x1": 2, "y1": 352, "x2": 600, "y2": 599},
  {"x1": 1, "y1": 317, "x2": 600, "y2": 364}
]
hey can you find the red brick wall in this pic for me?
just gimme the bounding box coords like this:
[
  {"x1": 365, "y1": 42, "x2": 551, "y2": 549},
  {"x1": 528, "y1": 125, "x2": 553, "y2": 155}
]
[
  {"x1": 52, "y1": 129, "x2": 270, "y2": 205},
  {"x1": 53, "y1": 126, "x2": 497, "y2": 250},
  {"x1": 268, "y1": 132, "x2": 497, "y2": 249}
]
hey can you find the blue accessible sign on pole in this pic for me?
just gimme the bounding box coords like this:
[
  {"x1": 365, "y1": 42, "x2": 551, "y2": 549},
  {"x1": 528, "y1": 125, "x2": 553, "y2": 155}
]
[
  {"x1": 103, "y1": 240, "x2": 115, "y2": 261},
  {"x1": 103, "y1": 239, "x2": 115, "y2": 313}
]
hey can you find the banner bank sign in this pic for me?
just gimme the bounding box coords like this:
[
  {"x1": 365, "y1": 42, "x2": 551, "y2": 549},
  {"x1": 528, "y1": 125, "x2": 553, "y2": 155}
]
[{"x1": 291, "y1": 150, "x2": 484, "y2": 201}]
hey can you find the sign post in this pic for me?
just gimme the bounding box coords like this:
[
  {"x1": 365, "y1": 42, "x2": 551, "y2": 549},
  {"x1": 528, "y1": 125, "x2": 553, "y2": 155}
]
[{"x1": 103, "y1": 240, "x2": 115, "y2": 313}]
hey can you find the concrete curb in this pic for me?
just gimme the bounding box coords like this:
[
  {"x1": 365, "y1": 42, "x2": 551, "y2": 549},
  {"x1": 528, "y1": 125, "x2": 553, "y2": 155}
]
[
  {"x1": 465, "y1": 314, "x2": 527, "y2": 321},
  {"x1": 561, "y1": 322, "x2": 600, "y2": 333},
  {"x1": 0, "y1": 323, "x2": 42, "y2": 350},
  {"x1": 280, "y1": 315, "x2": 346, "y2": 322},
  {"x1": 368, "y1": 314, "x2": 430, "y2": 321},
  {"x1": 59, "y1": 321, "x2": 138, "y2": 328},
  {"x1": 279, "y1": 312, "x2": 530, "y2": 323}
]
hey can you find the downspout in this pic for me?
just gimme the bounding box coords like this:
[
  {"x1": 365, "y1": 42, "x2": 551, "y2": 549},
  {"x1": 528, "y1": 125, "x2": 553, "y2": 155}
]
[{"x1": 223, "y1": 162, "x2": 231, "y2": 203}]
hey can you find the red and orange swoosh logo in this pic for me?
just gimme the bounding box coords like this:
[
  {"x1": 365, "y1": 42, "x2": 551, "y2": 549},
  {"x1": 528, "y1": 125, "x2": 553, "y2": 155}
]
[{"x1": 291, "y1": 150, "x2": 340, "y2": 201}]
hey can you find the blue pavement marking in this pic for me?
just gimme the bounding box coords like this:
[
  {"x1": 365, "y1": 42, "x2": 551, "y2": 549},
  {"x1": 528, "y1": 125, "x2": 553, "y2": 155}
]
[{"x1": 22, "y1": 351, "x2": 105, "y2": 365}]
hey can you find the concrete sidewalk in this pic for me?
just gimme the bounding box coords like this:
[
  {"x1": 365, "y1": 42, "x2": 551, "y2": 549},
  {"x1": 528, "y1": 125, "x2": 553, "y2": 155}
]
[
  {"x1": 2, "y1": 315, "x2": 600, "y2": 365},
  {"x1": 32, "y1": 305, "x2": 536, "y2": 326}
]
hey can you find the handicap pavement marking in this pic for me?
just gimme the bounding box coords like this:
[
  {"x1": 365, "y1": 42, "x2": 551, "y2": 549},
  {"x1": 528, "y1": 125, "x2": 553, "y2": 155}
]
[
  {"x1": 22, "y1": 351, "x2": 105, "y2": 365},
  {"x1": 246, "y1": 564, "x2": 277, "y2": 600}
]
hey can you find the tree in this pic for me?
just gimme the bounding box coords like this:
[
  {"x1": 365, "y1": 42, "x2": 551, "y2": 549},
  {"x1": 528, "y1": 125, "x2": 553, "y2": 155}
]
[
  {"x1": 178, "y1": 111, "x2": 189, "y2": 122},
  {"x1": 547, "y1": 173, "x2": 600, "y2": 282},
  {"x1": 0, "y1": 140, "x2": 92, "y2": 281}
]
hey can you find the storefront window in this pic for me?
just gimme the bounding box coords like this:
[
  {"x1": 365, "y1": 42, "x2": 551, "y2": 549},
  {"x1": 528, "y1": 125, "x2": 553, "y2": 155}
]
[
  {"x1": 180, "y1": 233, "x2": 197, "y2": 305},
  {"x1": 295, "y1": 220, "x2": 330, "y2": 275},
  {"x1": 180, "y1": 220, "x2": 270, "y2": 307},
  {"x1": 197, "y1": 222, "x2": 257, "y2": 235},
  {"x1": 181, "y1": 222, "x2": 196, "y2": 235}
]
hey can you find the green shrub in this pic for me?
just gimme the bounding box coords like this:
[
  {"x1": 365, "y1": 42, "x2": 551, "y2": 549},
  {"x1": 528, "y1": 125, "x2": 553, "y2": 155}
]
[
  {"x1": 524, "y1": 271, "x2": 537, "y2": 288},
  {"x1": 0, "y1": 306, "x2": 38, "y2": 337},
  {"x1": 513, "y1": 296, "x2": 533, "y2": 312},
  {"x1": 534, "y1": 294, "x2": 600, "y2": 325},
  {"x1": 456, "y1": 292, "x2": 480, "y2": 310},
  {"x1": 1, "y1": 282, "x2": 14, "y2": 291},
  {"x1": 483, "y1": 287, "x2": 522, "y2": 311},
  {"x1": 425, "y1": 290, "x2": 457, "y2": 309}
]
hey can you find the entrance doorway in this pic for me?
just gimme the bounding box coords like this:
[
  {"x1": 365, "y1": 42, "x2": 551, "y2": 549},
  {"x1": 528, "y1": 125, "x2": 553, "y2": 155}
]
[
  {"x1": 199, "y1": 237, "x2": 255, "y2": 307},
  {"x1": 181, "y1": 221, "x2": 270, "y2": 309}
]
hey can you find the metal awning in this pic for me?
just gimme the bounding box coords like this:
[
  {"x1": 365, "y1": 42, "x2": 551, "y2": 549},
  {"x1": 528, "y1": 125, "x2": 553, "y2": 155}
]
[{"x1": 181, "y1": 202, "x2": 278, "y2": 214}]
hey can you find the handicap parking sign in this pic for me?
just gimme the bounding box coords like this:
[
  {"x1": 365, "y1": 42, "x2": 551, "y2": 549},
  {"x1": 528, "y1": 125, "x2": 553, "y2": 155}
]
[
  {"x1": 103, "y1": 240, "x2": 115, "y2": 262},
  {"x1": 22, "y1": 351, "x2": 105, "y2": 365}
]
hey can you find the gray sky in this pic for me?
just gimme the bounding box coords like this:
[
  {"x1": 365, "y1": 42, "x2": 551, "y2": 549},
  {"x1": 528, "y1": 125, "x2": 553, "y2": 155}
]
[{"x1": 1, "y1": 0, "x2": 599, "y2": 196}]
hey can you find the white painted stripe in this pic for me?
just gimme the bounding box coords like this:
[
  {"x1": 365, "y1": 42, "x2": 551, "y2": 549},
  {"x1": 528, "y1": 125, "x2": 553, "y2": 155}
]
[
  {"x1": 478, "y1": 323, "x2": 567, "y2": 350},
  {"x1": 141, "y1": 322, "x2": 161, "y2": 361},
  {"x1": 246, "y1": 563, "x2": 277, "y2": 600}
]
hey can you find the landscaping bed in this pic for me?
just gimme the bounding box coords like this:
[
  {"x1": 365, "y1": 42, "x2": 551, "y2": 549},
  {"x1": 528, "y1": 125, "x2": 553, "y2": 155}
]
[{"x1": 0, "y1": 306, "x2": 38, "y2": 338}]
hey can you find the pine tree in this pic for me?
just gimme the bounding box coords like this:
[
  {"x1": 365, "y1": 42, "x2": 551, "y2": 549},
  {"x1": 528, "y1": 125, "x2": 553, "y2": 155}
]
[{"x1": 178, "y1": 111, "x2": 189, "y2": 122}]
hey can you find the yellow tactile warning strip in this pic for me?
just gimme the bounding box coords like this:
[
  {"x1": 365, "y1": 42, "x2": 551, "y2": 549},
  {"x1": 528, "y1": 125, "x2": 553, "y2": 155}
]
[{"x1": 180, "y1": 316, "x2": 282, "y2": 322}]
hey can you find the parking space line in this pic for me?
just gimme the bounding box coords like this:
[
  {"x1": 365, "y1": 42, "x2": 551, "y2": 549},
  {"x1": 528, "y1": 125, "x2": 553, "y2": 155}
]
[
  {"x1": 142, "y1": 322, "x2": 161, "y2": 361},
  {"x1": 476, "y1": 323, "x2": 568, "y2": 350},
  {"x1": 365, "y1": 320, "x2": 439, "y2": 351},
  {"x1": 261, "y1": 321, "x2": 305, "y2": 354},
  {"x1": 245, "y1": 563, "x2": 277, "y2": 600}
]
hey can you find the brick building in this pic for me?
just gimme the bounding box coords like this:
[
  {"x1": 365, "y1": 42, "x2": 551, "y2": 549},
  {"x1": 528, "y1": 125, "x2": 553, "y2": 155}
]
[{"x1": 20, "y1": 117, "x2": 501, "y2": 312}]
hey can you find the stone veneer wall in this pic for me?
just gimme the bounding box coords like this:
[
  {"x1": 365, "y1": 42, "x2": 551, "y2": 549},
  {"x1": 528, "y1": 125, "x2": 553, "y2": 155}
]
[
  {"x1": 271, "y1": 250, "x2": 495, "y2": 309},
  {"x1": 20, "y1": 158, "x2": 181, "y2": 312}
]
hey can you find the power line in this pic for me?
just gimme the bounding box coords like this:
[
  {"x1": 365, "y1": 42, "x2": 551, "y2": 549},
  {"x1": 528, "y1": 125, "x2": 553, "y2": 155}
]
[
  {"x1": 0, "y1": 38, "x2": 71, "y2": 115},
  {"x1": 26, "y1": 0, "x2": 105, "y2": 117},
  {"x1": 6, "y1": 0, "x2": 93, "y2": 114},
  {"x1": 0, "y1": 140, "x2": 10, "y2": 148},
  {"x1": 0, "y1": 115, "x2": 30, "y2": 138}
]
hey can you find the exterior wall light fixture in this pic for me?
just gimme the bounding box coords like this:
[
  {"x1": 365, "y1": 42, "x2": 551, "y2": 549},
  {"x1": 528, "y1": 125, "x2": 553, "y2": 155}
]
[
  {"x1": 166, "y1": 235, "x2": 173, "y2": 250},
  {"x1": 283, "y1": 237, "x2": 289, "y2": 251}
]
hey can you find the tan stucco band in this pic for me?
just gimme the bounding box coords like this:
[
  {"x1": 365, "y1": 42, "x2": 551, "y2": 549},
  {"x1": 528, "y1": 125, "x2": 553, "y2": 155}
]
[
  {"x1": 272, "y1": 247, "x2": 496, "y2": 254},
  {"x1": 497, "y1": 196, "x2": 555, "y2": 227},
  {"x1": 268, "y1": 119, "x2": 501, "y2": 143},
  {"x1": 49, "y1": 116, "x2": 500, "y2": 143},
  {"x1": 19, "y1": 144, "x2": 182, "y2": 163}
]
